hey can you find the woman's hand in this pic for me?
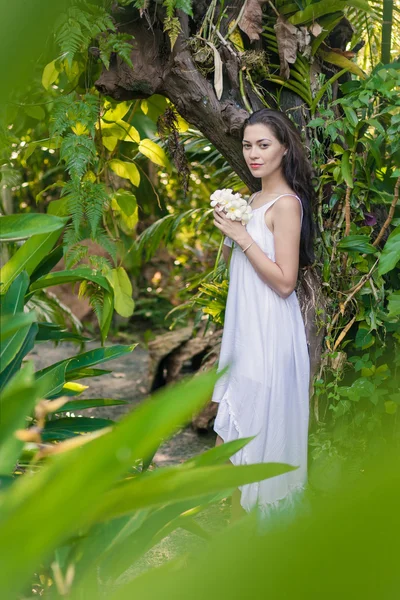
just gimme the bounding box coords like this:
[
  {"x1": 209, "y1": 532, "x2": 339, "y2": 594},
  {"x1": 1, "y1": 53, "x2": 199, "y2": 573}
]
[{"x1": 213, "y1": 205, "x2": 252, "y2": 248}]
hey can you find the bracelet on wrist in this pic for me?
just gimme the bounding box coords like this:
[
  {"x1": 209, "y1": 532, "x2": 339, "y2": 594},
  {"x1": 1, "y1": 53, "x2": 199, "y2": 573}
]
[{"x1": 242, "y1": 241, "x2": 255, "y2": 253}]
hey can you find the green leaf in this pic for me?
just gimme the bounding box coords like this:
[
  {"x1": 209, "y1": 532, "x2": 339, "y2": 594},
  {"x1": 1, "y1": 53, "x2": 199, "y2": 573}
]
[
  {"x1": 0, "y1": 274, "x2": 33, "y2": 375},
  {"x1": 343, "y1": 106, "x2": 359, "y2": 128},
  {"x1": 102, "y1": 101, "x2": 132, "y2": 122},
  {"x1": 35, "y1": 323, "x2": 88, "y2": 344},
  {"x1": 354, "y1": 326, "x2": 375, "y2": 350},
  {"x1": 0, "y1": 271, "x2": 29, "y2": 315},
  {"x1": 0, "y1": 323, "x2": 38, "y2": 391},
  {"x1": 93, "y1": 461, "x2": 296, "y2": 522},
  {"x1": 337, "y1": 235, "x2": 377, "y2": 254},
  {"x1": 114, "y1": 189, "x2": 137, "y2": 217},
  {"x1": 0, "y1": 230, "x2": 63, "y2": 293},
  {"x1": 42, "y1": 59, "x2": 60, "y2": 90},
  {"x1": 0, "y1": 313, "x2": 36, "y2": 342},
  {"x1": 106, "y1": 267, "x2": 135, "y2": 318},
  {"x1": 37, "y1": 344, "x2": 137, "y2": 381},
  {"x1": 101, "y1": 120, "x2": 140, "y2": 143},
  {"x1": 55, "y1": 398, "x2": 128, "y2": 413},
  {"x1": 318, "y1": 50, "x2": 366, "y2": 79},
  {"x1": 35, "y1": 362, "x2": 69, "y2": 399},
  {"x1": 289, "y1": 0, "x2": 373, "y2": 25},
  {"x1": 99, "y1": 290, "x2": 114, "y2": 344},
  {"x1": 340, "y1": 151, "x2": 353, "y2": 188},
  {"x1": 307, "y1": 118, "x2": 325, "y2": 127},
  {"x1": 0, "y1": 214, "x2": 68, "y2": 242},
  {"x1": 30, "y1": 268, "x2": 112, "y2": 294},
  {"x1": 387, "y1": 291, "x2": 400, "y2": 318},
  {"x1": 138, "y1": 138, "x2": 168, "y2": 167},
  {"x1": 44, "y1": 416, "x2": 113, "y2": 436},
  {"x1": 378, "y1": 226, "x2": 400, "y2": 275},
  {"x1": 0, "y1": 368, "x2": 218, "y2": 597},
  {"x1": 109, "y1": 159, "x2": 140, "y2": 186},
  {"x1": 0, "y1": 363, "x2": 40, "y2": 474}
]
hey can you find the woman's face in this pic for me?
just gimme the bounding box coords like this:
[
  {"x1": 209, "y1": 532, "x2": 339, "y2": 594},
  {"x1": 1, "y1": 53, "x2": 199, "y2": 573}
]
[{"x1": 242, "y1": 123, "x2": 286, "y2": 179}]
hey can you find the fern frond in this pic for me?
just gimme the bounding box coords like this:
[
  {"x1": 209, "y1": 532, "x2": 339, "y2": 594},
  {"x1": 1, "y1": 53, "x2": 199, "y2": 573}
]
[
  {"x1": 163, "y1": 0, "x2": 193, "y2": 19},
  {"x1": 60, "y1": 133, "x2": 96, "y2": 179},
  {"x1": 55, "y1": 1, "x2": 116, "y2": 65},
  {"x1": 83, "y1": 181, "x2": 109, "y2": 237},
  {"x1": 95, "y1": 229, "x2": 117, "y2": 265},
  {"x1": 98, "y1": 32, "x2": 134, "y2": 69},
  {"x1": 135, "y1": 208, "x2": 202, "y2": 262},
  {"x1": 63, "y1": 180, "x2": 83, "y2": 234},
  {"x1": 164, "y1": 16, "x2": 181, "y2": 50},
  {"x1": 51, "y1": 94, "x2": 99, "y2": 138},
  {"x1": 65, "y1": 242, "x2": 89, "y2": 269},
  {"x1": 88, "y1": 255, "x2": 112, "y2": 273}
]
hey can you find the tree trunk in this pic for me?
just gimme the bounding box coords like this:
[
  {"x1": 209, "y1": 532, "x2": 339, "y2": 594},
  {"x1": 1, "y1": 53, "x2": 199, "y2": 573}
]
[{"x1": 381, "y1": 0, "x2": 393, "y2": 64}]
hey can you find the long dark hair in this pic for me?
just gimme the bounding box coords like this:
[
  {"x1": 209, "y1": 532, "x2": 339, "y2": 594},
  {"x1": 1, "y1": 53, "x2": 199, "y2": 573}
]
[{"x1": 242, "y1": 109, "x2": 315, "y2": 268}]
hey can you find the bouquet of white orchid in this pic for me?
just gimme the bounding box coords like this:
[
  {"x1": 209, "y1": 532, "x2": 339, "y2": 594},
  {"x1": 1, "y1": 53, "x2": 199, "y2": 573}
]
[{"x1": 210, "y1": 188, "x2": 253, "y2": 225}]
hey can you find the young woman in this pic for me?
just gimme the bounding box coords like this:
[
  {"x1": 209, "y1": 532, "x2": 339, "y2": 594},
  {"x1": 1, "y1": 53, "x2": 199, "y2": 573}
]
[{"x1": 211, "y1": 108, "x2": 315, "y2": 523}]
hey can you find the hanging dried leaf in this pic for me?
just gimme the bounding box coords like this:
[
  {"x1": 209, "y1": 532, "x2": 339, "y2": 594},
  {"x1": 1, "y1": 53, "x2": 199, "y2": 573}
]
[
  {"x1": 274, "y1": 15, "x2": 298, "y2": 80},
  {"x1": 297, "y1": 26, "x2": 311, "y2": 54},
  {"x1": 206, "y1": 42, "x2": 223, "y2": 100},
  {"x1": 239, "y1": 0, "x2": 269, "y2": 42},
  {"x1": 309, "y1": 22, "x2": 323, "y2": 37}
]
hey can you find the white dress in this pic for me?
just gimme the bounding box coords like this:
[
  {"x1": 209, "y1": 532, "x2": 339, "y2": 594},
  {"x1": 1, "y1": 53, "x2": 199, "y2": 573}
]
[{"x1": 212, "y1": 193, "x2": 310, "y2": 519}]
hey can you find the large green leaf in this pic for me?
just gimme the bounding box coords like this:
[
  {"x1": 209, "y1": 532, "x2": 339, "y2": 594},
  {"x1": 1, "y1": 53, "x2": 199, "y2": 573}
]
[
  {"x1": 57, "y1": 398, "x2": 128, "y2": 413},
  {"x1": 93, "y1": 462, "x2": 296, "y2": 523},
  {"x1": 0, "y1": 214, "x2": 68, "y2": 242},
  {"x1": 337, "y1": 235, "x2": 378, "y2": 254},
  {"x1": 0, "y1": 323, "x2": 38, "y2": 391},
  {"x1": 106, "y1": 267, "x2": 135, "y2": 318},
  {"x1": 29, "y1": 268, "x2": 112, "y2": 294},
  {"x1": 0, "y1": 273, "x2": 33, "y2": 374},
  {"x1": 318, "y1": 49, "x2": 366, "y2": 79},
  {"x1": 35, "y1": 362, "x2": 69, "y2": 399},
  {"x1": 35, "y1": 344, "x2": 137, "y2": 380},
  {"x1": 0, "y1": 271, "x2": 29, "y2": 314},
  {"x1": 0, "y1": 362, "x2": 42, "y2": 474},
  {"x1": 378, "y1": 226, "x2": 400, "y2": 275},
  {"x1": 0, "y1": 313, "x2": 36, "y2": 342},
  {"x1": 0, "y1": 369, "x2": 219, "y2": 598},
  {"x1": 108, "y1": 449, "x2": 400, "y2": 600},
  {"x1": 43, "y1": 417, "x2": 113, "y2": 439},
  {"x1": 289, "y1": 0, "x2": 372, "y2": 25},
  {"x1": 0, "y1": 230, "x2": 63, "y2": 293},
  {"x1": 387, "y1": 291, "x2": 400, "y2": 318},
  {"x1": 35, "y1": 322, "x2": 89, "y2": 343}
]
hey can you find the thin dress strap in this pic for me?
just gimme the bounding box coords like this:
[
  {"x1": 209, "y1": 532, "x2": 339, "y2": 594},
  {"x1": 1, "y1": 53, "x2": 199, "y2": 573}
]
[{"x1": 251, "y1": 193, "x2": 303, "y2": 224}]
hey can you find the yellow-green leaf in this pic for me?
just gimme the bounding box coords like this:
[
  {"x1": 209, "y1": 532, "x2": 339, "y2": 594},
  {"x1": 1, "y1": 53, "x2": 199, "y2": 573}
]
[
  {"x1": 102, "y1": 136, "x2": 118, "y2": 152},
  {"x1": 42, "y1": 60, "x2": 60, "y2": 90},
  {"x1": 107, "y1": 267, "x2": 135, "y2": 318},
  {"x1": 109, "y1": 160, "x2": 140, "y2": 187},
  {"x1": 138, "y1": 138, "x2": 168, "y2": 167},
  {"x1": 141, "y1": 99, "x2": 148, "y2": 114},
  {"x1": 318, "y1": 50, "x2": 366, "y2": 79},
  {"x1": 103, "y1": 101, "x2": 132, "y2": 122},
  {"x1": 176, "y1": 115, "x2": 190, "y2": 132},
  {"x1": 101, "y1": 120, "x2": 140, "y2": 143}
]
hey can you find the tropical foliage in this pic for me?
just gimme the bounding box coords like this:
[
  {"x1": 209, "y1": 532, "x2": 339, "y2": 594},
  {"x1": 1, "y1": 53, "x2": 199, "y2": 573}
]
[{"x1": 0, "y1": 0, "x2": 400, "y2": 596}]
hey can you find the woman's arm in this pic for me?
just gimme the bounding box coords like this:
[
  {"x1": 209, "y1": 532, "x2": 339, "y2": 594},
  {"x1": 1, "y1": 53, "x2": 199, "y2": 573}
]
[{"x1": 213, "y1": 196, "x2": 301, "y2": 299}]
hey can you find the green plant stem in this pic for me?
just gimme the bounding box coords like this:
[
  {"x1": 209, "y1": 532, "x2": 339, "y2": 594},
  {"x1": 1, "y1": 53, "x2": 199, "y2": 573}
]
[{"x1": 213, "y1": 236, "x2": 224, "y2": 274}]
